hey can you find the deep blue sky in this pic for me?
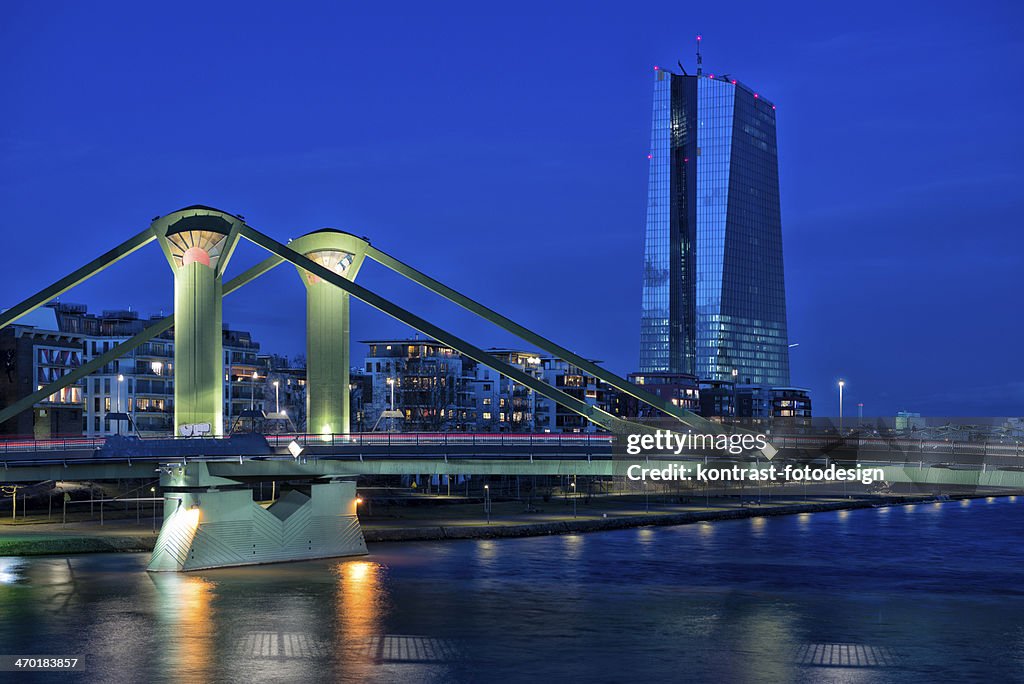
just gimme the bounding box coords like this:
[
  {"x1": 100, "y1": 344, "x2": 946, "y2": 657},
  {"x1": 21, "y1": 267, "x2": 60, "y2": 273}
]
[{"x1": 2, "y1": 1, "x2": 1022, "y2": 417}]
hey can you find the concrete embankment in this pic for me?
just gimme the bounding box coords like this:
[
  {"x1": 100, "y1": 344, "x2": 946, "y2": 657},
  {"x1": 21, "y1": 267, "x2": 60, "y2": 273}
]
[{"x1": 362, "y1": 496, "x2": 936, "y2": 542}]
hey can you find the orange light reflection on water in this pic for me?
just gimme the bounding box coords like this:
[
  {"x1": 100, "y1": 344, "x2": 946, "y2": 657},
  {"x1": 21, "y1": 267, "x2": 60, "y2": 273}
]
[
  {"x1": 334, "y1": 559, "x2": 385, "y2": 672},
  {"x1": 149, "y1": 572, "x2": 216, "y2": 678}
]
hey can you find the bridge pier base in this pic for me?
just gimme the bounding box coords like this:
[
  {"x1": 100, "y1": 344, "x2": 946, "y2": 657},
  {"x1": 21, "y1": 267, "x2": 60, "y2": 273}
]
[{"x1": 147, "y1": 464, "x2": 366, "y2": 572}]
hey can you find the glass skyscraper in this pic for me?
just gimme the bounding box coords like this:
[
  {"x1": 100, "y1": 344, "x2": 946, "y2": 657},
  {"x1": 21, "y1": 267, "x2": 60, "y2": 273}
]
[{"x1": 639, "y1": 66, "x2": 791, "y2": 386}]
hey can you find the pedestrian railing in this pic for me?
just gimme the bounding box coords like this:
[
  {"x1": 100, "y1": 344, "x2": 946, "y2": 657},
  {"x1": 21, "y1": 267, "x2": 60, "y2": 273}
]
[{"x1": 264, "y1": 432, "x2": 615, "y2": 449}]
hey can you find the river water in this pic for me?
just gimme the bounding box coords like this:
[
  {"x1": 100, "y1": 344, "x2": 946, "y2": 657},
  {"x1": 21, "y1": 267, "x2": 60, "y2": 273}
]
[{"x1": 1, "y1": 497, "x2": 1023, "y2": 683}]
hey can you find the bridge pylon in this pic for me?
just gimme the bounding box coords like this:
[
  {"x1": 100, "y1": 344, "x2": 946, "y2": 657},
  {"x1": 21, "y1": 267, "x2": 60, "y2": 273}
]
[
  {"x1": 152, "y1": 207, "x2": 244, "y2": 436},
  {"x1": 288, "y1": 230, "x2": 370, "y2": 437},
  {"x1": 147, "y1": 461, "x2": 366, "y2": 572}
]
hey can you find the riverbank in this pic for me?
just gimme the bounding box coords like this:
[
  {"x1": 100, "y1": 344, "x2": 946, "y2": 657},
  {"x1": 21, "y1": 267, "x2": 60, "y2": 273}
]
[
  {"x1": 2, "y1": 491, "x2": 1014, "y2": 556},
  {"x1": 361, "y1": 494, "x2": 937, "y2": 542}
]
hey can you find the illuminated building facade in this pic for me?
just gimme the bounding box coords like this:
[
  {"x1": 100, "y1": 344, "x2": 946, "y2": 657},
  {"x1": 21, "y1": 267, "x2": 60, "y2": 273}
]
[
  {"x1": 361, "y1": 338, "x2": 474, "y2": 431},
  {"x1": 625, "y1": 371, "x2": 700, "y2": 417},
  {"x1": 639, "y1": 65, "x2": 791, "y2": 386},
  {"x1": 469, "y1": 349, "x2": 542, "y2": 432}
]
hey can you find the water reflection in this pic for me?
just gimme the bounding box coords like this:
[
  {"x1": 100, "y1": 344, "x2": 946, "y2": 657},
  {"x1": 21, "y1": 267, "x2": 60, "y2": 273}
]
[
  {"x1": 474, "y1": 539, "x2": 499, "y2": 564},
  {"x1": 0, "y1": 558, "x2": 26, "y2": 584},
  {"x1": 560, "y1": 533, "x2": 584, "y2": 561},
  {"x1": 0, "y1": 498, "x2": 1022, "y2": 682},
  {"x1": 149, "y1": 572, "x2": 215, "y2": 679},
  {"x1": 334, "y1": 559, "x2": 384, "y2": 663}
]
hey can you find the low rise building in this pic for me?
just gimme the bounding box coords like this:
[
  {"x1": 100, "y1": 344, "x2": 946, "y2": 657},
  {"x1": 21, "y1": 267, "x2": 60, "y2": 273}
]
[
  {"x1": 534, "y1": 357, "x2": 607, "y2": 433},
  {"x1": 698, "y1": 379, "x2": 737, "y2": 418},
  {"x1": 735, "y1": 385, "x2": 812, "y2": 420},
  {"x1": 622, "y1": 372, "x2": 700, "y2": 418},
  {"x1": 0, "y1": 307, "x2": 84, "y2": 438},
  {"x1": 361, "y1": 338, "x2": 474, "y2": 431},
  {"x1": 468, "y1": 349, "x2": 542, "y2": 432}
]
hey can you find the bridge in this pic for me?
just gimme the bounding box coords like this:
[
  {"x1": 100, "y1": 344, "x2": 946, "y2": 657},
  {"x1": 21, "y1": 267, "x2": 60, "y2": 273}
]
[
  {"x1": 1, "y1": 206, "x2": 1020, "y2": 570},
  {"x1": 0, "y1": 431, "x2": 1020, "y2": 482}
]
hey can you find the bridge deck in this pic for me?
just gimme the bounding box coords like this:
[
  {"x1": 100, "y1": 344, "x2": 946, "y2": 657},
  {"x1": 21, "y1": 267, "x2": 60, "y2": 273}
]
[{"x1": 0, "y1": 433, "x2": 1020, "y2": 487}]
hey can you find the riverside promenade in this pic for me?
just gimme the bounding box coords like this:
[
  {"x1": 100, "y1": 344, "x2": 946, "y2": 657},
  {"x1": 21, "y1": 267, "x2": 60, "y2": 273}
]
[{"x1": 0, "y1": 491, "x2": 1003, "y2": 556}]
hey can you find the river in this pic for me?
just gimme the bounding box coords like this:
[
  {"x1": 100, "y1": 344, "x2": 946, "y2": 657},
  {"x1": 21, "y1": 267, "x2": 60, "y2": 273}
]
[{"x1": 1, "y1": 497, "x2": 1023, "y2": 682}]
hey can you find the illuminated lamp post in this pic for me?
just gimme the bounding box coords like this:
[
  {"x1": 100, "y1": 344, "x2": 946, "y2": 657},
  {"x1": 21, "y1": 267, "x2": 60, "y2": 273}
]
[
  {"x1": 838, "y1": 380, "x2": 845, "y2": 433},
  {"x1": 484, "y1": 484, "x2": 491, "y2": 524},
  {"x1": 731, "y1": 368, "x2": 739, "y2": 419}
]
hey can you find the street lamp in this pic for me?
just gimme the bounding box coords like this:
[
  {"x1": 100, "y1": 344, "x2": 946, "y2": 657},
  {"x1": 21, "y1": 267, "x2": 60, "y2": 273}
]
[
  {"x1": 571, "y1": 477, "x2": 577, "y2": 518},
  {"x1": 251, "y1": 371, "x2": 258, "y2": 410},
  {"x1": 838, "y1": 380, "x2": 845, "y2": 433},
  {"x1": 386, "y1": 376, "x2": 396, "y2": 432},
  {"x1": 150, "y1": 486, "x2": 157, "y2": 533},
  {"x1": 116, "y1": 374, "x2": 125, "y2": 435},
  {"x1": 273, "y1": 380, "x2": 280, "y2": 414},
  {"x1": 484, "y1": 484, "x2": 491, "y2": 524},
  {"x1": 731, "y1": 368, "x2": 739, "y2": 419}
]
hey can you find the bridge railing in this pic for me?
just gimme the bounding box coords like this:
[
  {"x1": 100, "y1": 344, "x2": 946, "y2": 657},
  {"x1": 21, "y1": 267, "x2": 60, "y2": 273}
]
[
  {"x1": 0, "y1": 436, "x2": 107, "y2": 454},
  {"x1": 265, "y1": 432, "x2": 615, "y2": 449},
  {"x1": 0, "y1": 432, "x2": 615, "y2": 455},
  {"x1": 771, "y1": 435, "x2": 1022, "y2": 459},
  {"x1": 1, "y1": 432, "x2": 1020, "y2": 461}
]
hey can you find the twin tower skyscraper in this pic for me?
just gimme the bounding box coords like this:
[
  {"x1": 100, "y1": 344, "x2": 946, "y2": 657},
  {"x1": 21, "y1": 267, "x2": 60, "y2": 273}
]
[{"x1": 639, "y1": 53, "x2": 791, "y2": 387}]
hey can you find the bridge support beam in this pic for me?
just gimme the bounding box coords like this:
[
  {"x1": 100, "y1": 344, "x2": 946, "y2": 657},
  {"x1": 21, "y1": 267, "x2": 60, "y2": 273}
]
[{"x1": 147, "y1": 462, "x2": 366, "y2": 572}]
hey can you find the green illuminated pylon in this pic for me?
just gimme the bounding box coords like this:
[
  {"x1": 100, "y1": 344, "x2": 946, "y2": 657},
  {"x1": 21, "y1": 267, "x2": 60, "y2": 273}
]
[
  {"x1": 152, "y1": 207, "x2": 242, "y2": 436},
  {"x1": 290, "y1": 230, "x2": 369, "y2": 436}
]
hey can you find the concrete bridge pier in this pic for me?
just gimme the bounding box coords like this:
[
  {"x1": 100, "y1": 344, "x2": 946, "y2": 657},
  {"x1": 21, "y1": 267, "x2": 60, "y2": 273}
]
[{"x1": 147, "y1": 462, "x2": 366, "y2": 572}]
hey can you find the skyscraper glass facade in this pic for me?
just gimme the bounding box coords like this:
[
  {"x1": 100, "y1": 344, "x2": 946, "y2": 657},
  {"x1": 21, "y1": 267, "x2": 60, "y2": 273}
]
[
  {"x1": 639, "y1": 71, "x2": 675, "y2": 374},
  {"x1": 640, "y1": 69, "x2": 790, "y2": 386}
]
